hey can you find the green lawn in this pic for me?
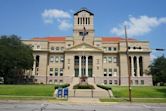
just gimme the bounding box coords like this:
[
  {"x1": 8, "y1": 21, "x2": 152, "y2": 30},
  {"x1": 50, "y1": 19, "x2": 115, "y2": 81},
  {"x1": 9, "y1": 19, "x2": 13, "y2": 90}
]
[
  {"x1": 111, "y1": 86, "x2": 166, "y2": 98},
  {"x1": 0, "y1": 85, "x2": 55, "y2": 97}
]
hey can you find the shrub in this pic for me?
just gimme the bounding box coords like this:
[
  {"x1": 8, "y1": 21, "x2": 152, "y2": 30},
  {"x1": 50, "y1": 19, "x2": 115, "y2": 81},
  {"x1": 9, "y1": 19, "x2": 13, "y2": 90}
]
[
  {"x1": 97, "y1": 84, "x2": 112, "y2": 90},
  {"x1": 54, "y1": 83, "x2": 70, "y2": 89},
  {"x1": 73, "y1": 84, "x2": 95, "y2": 89}
]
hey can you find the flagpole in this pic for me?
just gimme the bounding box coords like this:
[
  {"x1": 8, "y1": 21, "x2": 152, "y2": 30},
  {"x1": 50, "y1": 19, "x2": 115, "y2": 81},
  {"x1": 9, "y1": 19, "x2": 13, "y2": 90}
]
[{"x1": 124, "y1": 25, "x2": 132, "y2": 102}]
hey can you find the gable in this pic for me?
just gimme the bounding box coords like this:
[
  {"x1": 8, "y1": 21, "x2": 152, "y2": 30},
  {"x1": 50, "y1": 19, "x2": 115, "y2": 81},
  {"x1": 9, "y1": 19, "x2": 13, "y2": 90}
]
[
  {"x1": 65, "y1": 43, "x2": 103, "y2": 52},
  {"x1": 74, "y1": 8, "x2": 94, "y2": 16}
]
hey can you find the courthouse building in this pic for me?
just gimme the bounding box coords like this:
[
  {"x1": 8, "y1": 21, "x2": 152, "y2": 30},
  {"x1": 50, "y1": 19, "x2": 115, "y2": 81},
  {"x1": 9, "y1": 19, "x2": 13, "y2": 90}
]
[{"x1": 23, "y1": 8, "x2": 152, "y2": 86}]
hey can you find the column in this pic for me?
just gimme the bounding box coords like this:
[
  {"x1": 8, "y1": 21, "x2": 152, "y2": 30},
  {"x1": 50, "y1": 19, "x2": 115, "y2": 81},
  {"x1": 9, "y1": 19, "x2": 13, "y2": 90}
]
[
  {"x1": 131, "y1": 56, "x2": 134, "y2": 77},
  {"x1": 86, "y1": 56, "x2": 88, "y2": 77},
  {"x1": 79, "y1": 56, "x2": 82, "y2": 77},
  {"x1": 137, "y1": 57, "x2": 140, "y2": 77},
  {"x1": 32, "y1": 58, "x2": 36, "y2": 75}
]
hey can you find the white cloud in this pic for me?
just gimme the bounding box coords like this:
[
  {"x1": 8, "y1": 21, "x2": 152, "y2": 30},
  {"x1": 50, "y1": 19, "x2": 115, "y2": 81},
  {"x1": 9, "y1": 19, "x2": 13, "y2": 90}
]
[
  {"x1": 41, "y1": 9, "x2": 72, "y2": 31},
  {"x1": 42, "y1": 9, "x2": 71, "y2": 19},
  {"x1": 58, "y1": 19, "x2": 72, "y2": 31},
  {"x1": 111, "y1": 16, "x2": 166, "y2": 37}
]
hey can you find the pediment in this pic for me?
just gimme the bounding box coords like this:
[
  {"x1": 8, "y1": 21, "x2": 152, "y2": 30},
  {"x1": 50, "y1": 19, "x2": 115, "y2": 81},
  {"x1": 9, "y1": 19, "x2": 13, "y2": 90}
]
[{"x1": 65, "y1": 43, "x2": 103, "y2": 52}]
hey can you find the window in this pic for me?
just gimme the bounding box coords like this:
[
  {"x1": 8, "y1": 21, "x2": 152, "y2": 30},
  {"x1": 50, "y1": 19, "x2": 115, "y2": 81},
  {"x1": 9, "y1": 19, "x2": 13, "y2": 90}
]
[
  {"x1": 61, "y1": 47, "x2": 64, "y2": 51},
  {"x1": 135, "y1": 80, "x2": 139, "y2": 85},
  {"x1": 108, "y1": 57, "x2": 112, "y2": 63},
  {"x1": 49, "y1": 73, "x2": 53, "y2": 76},
  {"x1": 104, "y1": 69, "x2": 107, "y2": 76},
  {"x1": 37, "y1": 45, "x2": 40, "y2": 49},
  {"x1": 109, "y1": 80, "x2": 112, "y2": 84},
  {"x1": 141, "y1": 80, "x2": 144, "y2": 85},
  {"x1": 59, "y1": 80, "x2": 63, "y2": 83},
  {"x1": 109, "y1": 69, "x2": 112, "y2": 76},
  {"x1": 56, "y1": 47, "x2": 59, "y2": 51},
  {"x1": 51, "y1": 47, "x2": 54, "y2": 51},
  {"x1": 60, "y1": 68, "x2": 63, "y2": 76},
  {"x1": 55, "y1": 68, "x2": 58, "y2": 76},
  {"x1": 55, "y1": 56, "x2": 59, "y2": 63},
  {"x1": 68, "y1": 44, "x2": 71, "y2": 47},
  {"x1": 103, "y1": 57, "x2": 107, "y2": 63},
  {"x1": 103, "y1": 47, "x2": 107, "y2": 51},
  {"x1": 113, "y1": 47, "x2": 117, "y2": 51},
  {"x1": 79, "y1": 32, "x2": 88, "y2": 36},
  {"x1": 108, "y1": 47, "x2": 112, "y2": 51},
  {"x1": 60, "y1": 56, "x2": 64, "y2": 62},
  {"x1": 114, "y1": 80, "x2": 118, "y2": 85},
  {"x1": 50, "y1": 56, "x2": 54, "y2": 63},
  {"x1": 97, "y1": 66, "x2": 99, "y2": 70},
  {"x1": 114, "y1": 68, "x2": 117, "y2": 76},
  {"x1": 49, "y1": 80, "x2": 52, "y2": 84},
  {"x1": 50, "y1": 68, "x2": 53, "y2": 76},
  {"x1": 113, "y1": 57, "x2": 117, "y2": 63},
  {"x1": 54, "y1": 79, "x2": 57, "y2": 83},
  {"x1": 50, "y1": 68, "x2": 53, "y2": 72},
  {"x1": 104, "y1": 80, "x2": 107, "y2": 84}
]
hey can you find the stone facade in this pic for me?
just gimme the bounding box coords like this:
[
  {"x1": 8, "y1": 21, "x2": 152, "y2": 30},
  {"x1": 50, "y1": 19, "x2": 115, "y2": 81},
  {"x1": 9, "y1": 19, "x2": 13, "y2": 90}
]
[{"x1": 23, "y1": 8, "x2": 152, "y2": 86}]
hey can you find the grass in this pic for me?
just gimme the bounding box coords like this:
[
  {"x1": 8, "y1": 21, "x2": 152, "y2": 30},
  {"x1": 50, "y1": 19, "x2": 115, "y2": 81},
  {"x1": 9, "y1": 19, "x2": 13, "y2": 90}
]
[
  {"x1": 0, "y1": 84, "x2": 55, "y2": 97},
  {"x1": 111, "y1": 86, "x2": 166, "y2": 98}
]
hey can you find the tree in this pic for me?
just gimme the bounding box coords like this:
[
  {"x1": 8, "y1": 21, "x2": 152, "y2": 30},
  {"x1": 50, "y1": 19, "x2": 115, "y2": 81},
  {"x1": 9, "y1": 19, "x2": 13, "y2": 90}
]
[
  {"x1": 0, "y1": 35, "x2": 34, "y2": 84},
  {"x1": 148, "y1": 55, "x2": 166, "y2": 86}
]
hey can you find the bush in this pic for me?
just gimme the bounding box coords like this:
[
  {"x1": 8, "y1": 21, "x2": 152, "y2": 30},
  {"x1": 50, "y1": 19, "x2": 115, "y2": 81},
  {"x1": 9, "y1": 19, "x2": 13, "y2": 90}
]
[
  {"x1": 54, "y1": 83, "x2": 70, "y2": 89},
  {"x1": 97, "y1": 84, "x2": 112, "y2": 90},
  {"x1": 73, "y1": 84, "x2": 95, "y2": 89}
]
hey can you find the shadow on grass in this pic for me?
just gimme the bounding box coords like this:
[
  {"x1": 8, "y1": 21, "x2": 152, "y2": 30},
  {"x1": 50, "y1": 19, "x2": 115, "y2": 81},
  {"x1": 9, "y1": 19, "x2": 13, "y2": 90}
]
[{"x1": 155, "y1": 88, "x2": 166, "y2": 98}]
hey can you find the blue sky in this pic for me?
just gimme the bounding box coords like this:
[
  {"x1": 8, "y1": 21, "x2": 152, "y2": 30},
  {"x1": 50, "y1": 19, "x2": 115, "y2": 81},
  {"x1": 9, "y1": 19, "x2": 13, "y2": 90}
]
[{"x1": 0, "y1": 0, "x2": 166, "y2": 58}]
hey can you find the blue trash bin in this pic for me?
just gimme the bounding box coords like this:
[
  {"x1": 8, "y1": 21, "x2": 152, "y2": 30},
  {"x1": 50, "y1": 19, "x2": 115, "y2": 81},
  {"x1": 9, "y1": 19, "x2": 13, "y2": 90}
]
[
  {"x1": 57, "y1": 88, "x2": 63, "y2": 97},
  {"x1": 63, "y1": 88, "x2": 68, "y2": 97}
]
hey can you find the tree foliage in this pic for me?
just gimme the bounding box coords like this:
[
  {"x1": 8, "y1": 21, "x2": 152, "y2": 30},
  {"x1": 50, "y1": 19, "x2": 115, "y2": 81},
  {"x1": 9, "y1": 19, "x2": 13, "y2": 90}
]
[
  {"x1": 0, "y1": 35, "x2": 34, "y2": 84},
  {"x1": 149, "y1": 55, "x2": 166, "y2": 85}
]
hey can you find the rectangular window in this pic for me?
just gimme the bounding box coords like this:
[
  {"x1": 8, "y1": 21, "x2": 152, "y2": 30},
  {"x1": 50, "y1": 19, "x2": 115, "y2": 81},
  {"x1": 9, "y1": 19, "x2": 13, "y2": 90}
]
[
  {"x1": 49, "y1": 80, "x2": 52, "y2": 84},
  {"x1": 50, "y1": 68, "x2": 53, "y2": 72},
  {"x1": 51, "y1": 47, "x2": 54, "y2": 51},
  {"x1": 50, "y1": 56, "x2": 54, "y2": 63},
  {"x1": 54, "y1": 79, "x2": 57, "y2": 83},
  {"x1": 55, "y1": 68, "x2": 58, "y2": 76},
  {"x1": 141, "y1": 80, "x2": 144, "y2": 85},
  {"x1": 104, "y1": 69, "x2": 107, "y2": 76},
  {"x1": 49, "y1": 73, "x2": 53, "y2": 76},
  {"x1": 60, "y1": 56, "x2": 64, "y2": 62},
  {"x1": 113, "y1": 57, "x2": 117, "y2": 63},
  {"x1": 114, "y1": 68, "x2": 117, "y2": 76},
  {"x1": 103, "y1": 57, "x2": 107, "y2": 63},
  {"x1": 55, "y1": 56, "x2": 59, "y2": 63},
  {"x1": 135, "y1": 80, "x2": 139, "y2": 85},
  {"x1": 108, "y1": 57, "x2": 112, "y2": 63},
  {"x1": 103, "y1": 47, "x2": 107, "y2": 51},
  {"x1": 109, "y1": 80, "x2": 112, "y2": 84},
  {"x1": 108, "y1": 47, "x2": 112, "y2": 51},
  {"x1": 61, "y1": 47, "x2": 64, "y2": 51},
  {"x1": 59, "y1": 80, "x2": 63, "y2": 83},
  {"x1": 114, "y1": 80, "x2": 118, "y2": 85},
  {"x1": 56, "y1": 47, "x2": 59, "y2": 51},
  {"x1": 60, "y1": 68, "x2": 63, "y2": 76},
  {"x1": 113, "y1": 47, "x2": 117, "y2": 51},
  {"x1": 109, "y1": 69, "x2": 112, "y2": 76},
  {"x1": 104, "y1": 80, "x2": 107, "y2": 84}
]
